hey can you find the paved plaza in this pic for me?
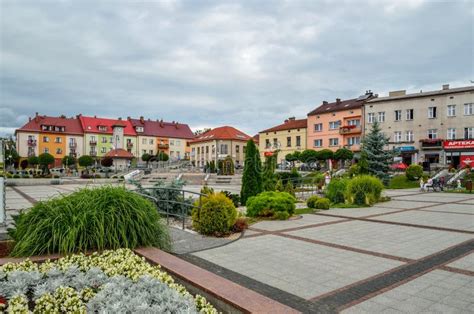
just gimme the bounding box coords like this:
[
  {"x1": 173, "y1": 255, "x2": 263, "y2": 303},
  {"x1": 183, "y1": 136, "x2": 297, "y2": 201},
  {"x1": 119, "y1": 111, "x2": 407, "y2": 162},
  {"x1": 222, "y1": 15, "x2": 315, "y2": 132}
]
[{"x1": 186, "y1": 189, "x2": 474, "y2": 313}]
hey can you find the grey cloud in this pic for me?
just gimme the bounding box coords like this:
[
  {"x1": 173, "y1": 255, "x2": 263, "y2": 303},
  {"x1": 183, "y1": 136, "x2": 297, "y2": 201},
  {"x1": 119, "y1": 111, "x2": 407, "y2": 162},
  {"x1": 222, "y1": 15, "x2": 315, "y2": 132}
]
[{"x1": 0, "y1": 0, "x2": 473, "y2": 137}]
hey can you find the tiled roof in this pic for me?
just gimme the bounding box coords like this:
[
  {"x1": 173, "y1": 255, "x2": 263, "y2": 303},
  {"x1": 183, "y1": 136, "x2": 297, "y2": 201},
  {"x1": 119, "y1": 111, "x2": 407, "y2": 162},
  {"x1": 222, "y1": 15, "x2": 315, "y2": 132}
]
[
  {"x1": 191, "y1": 126, "x2": 251, "y2": 143},
  {"x1": 367, "y1": 86, "x2": 474, "y2": 103},
  {"x1": 105, "y1": 148, "x2": 134, "y2": 159},
  {"x1": 259, "y1": 118, "x2": 307, "y2": 133},
  {"x1": 253, "y1": 134, "x2": 259, "y2": 143},
  {"x1": 307, "y1": 98, "x2": 364, "y2": 116},
  {"x1": 129, "y1": 118, "x2": 194, "y2": 139},
  {"x1": 16, "y1": 114, "x2": 83, "y2": 135},
  {"x1": 79, "y1": 116, "x2": 136, "y2": 136}
]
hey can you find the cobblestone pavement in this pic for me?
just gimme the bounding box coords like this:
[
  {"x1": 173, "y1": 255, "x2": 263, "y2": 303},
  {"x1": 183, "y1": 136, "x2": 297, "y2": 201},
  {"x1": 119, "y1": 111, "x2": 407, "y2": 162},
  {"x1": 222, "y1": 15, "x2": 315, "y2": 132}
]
[{"x1": 187, "y1": 189, "x2": 474, "y2": 313}]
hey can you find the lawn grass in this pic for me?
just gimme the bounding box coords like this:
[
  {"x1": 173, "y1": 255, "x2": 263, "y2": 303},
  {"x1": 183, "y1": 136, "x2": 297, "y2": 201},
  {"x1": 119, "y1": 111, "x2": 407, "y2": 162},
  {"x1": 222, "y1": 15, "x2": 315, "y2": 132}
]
[
  {"x1": 388, "y1": 175, "x2": 419, "y2": 189},
  {"x1": 294, "y1": 207, "x2": 317, "y2": 215},
  {"x1": 331, "y1": 203, "x2": 369, "y2": 208},
  {"x1": 444, "y1": 189, "x2": 473, "y2": 194}
]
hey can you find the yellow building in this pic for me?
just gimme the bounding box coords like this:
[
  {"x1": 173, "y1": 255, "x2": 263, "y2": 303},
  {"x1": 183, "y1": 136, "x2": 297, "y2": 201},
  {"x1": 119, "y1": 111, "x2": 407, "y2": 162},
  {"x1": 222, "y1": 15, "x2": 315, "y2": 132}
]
[{"x1": 258, "y1": 117, "x2": 307, "y2": 164}]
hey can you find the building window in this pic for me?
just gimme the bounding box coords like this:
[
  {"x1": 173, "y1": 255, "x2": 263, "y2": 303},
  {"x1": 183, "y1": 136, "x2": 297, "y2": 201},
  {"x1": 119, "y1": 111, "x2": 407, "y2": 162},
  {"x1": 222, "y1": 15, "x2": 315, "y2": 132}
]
[
  {"x1": 149, "y1": 139, "x2": 154, "y2": 145},
  {"x1": 149, "y1": 150, "x2": 153, "y2": 154},
  {"x1": 109, "y1": 137, "x2": 113, "y2": 143},
  {"x1": 447, "y1": 128, "x2": 456, "y2": 140},
  {"x1": 55, "y1": 137, "x2": 62, "y2": 143},
  {"x1": 367, "y1": 113, "x2": 375, "y2": 124},
  {"x1": 314, "y1": 139, "x2": 322, "y2": 147},
  {"x1": 101, "y1": 147, "x2": 107, "y2": 153},
  {"x1": 377, "y1": 112, "x2": 385, "y2": 123},
  {"x1": 394, "y1": 131, "x2": 402, "y2": 143},
  {"x1": 428, "y1": 106, "x2": 437, "y2": 119},
  {"x1": 236, "y1": 145, "x2": 240, "y2": 153},
  {"x1": 170, "y1": 140, "x2": 175, "y2": 146},
  {"x1": 142, "y1": 138, "x2": 146, "y2": 144},
  {"x1": 347, "y1": 119, "x2": 360, "y2": 126},
  {"x1": 142, "y1": 149, "x2": 146, "y2": 155},
  {"x1": 347, "y1": 137, "x2": 360, "y2": 146},
  {"x1": 394, "y1": 110, "x2": 402, "y2": 121},
  {"x1": 273, "y1": 138, "x2": 278, "y2": 147},
  {"x1": 56, "y1": 148, "x2": 62, "y2": 154},
  {"x1": 206, "y1": 146, "x2": 209, "y2": 154},
  {"x1": 43, "y1": 148, "x2": 49, "y2": 153},
  {"x1": 98, "y1": 126, "x2": 107, "y2": 132},
  {"x1": 447, "y1": 105, "x2": 456, "y2": 117},
  {"x1": 406, "y1": 109, "x2": 414, "y2": 120},
  {"x1": 287, "y1": 137, "x2": 291, "y2": 147},
  {"x1": 220, "y1": 144, "x2": 228, "y2": 155},
  {"x1": 464, "y1": 103, "x2": 474, "y2": 115},
  {"x1": 176, "y1": 140, "x2": 181, "y2": 145},
  {"x1": 296, "y1": 136, "x2": 301, "y2": 147},
  {"x1": 197, "y1": 147, "x2": 200, "y2": 154},
  {"x1": 427, "y1": 129, "x2": 437, "y2": 139},
  {"x1": 265, "y1": 139, "x2": 270, "y2": 148},
  {"x1": 314, "y1": 123, "x2": 323, "y2": 132},
  {"x1": 405, "y1": 130, "x2": 414, "y2": 142},
  {"x1": 136, "y1": 126, "x2": 144, "y2": 133},
  {"x1": 329, "y1": 138, "x2": 339, "y2": 146},
  {"x1": 329, "y1": 121, "x2": 341, "y2": 130},
  {"x1": 465, "y1": 127, "x2": 474, "y2": 139},
  {"x1": 43, "y1": 136, "x2": 49, "y2": 143}
]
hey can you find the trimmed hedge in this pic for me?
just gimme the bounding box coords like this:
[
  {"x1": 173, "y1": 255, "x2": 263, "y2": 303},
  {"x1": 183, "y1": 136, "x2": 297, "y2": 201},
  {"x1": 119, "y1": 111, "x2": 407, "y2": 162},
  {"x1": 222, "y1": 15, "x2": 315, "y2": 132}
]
[
  {"x1": 246, "y1": 191, "x2": 296, "y2": 219},
  {"x1": 406, "y1": 164, "x2": 423, "y2": 180},
  {"x1": 306, "y1": 195, "x2": 320, "y2": 209},
  {"x1": 192, "y1": 193, "x2": 237, "y2": 236},
  {"x1": 325, "y1": 178, "x2": 349, "y2": 204},
  {"x1": 314, "y1": 198, "x2": 330, "y2": 210}
]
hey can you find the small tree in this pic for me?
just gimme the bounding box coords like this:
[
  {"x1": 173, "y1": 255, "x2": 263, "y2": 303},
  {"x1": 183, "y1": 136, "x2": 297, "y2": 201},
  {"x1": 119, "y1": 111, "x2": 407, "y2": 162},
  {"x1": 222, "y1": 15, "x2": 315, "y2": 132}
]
[
  {"x1": 262, "y1": 153, "x2": 278, "y2": 191},
  {"x1": 299, "y1": 149, "x2": 318, "y2": 164},
  {"x1": 62, "y1": 155, "x2": 76, "y2": 169},
  {"x1": 240, "y1": 139, "x2": 263, "y2": 205},
  {"x1": 78, "y1": 155, "x2": 94, "y2": 174},
  {"x1": 38, "y1": 153, "x2": 55, "y2": 174},
  {"x1": 360, "y1": 121, "x2": 394, "y2": 184},
  {"x1": 4, "y1": 141, "x2": 19, "y2": 169},
  {"x1": 334, "y1": 148, "x2": 354, "y2": 168},
  {"x1": 141, "y1": 153, "x2": 151, "y2": 167},
  {"x1": 20, "y1": 159, "x2": 29, "y2": 170},
  {"x1": 27, "y1": 156, "x2": 39, "y2": 168},
  {"x1": 156, "y1": 151, "x2": 169, "y2": 162},
  {"x1": 101, "y1": 157, "x2": 113, "y2": 178}
]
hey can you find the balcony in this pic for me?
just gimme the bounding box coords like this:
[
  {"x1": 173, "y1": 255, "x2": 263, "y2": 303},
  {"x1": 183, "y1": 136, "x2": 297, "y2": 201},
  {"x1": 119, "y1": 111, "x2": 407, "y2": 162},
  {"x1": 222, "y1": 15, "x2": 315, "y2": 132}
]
[
  {"x1": 69, "y1": 142, "x2": 77, "y2": 148},
  {"x1": 339, "y1": 125, "x2": 362, "y2": 135},
  {"x1": 127, "y1": 142, "x2": 133, "y2": 149},
  {"x1": 89, "y1": 140, "x2": 97, "y2": 146},
  {"x1": 420, "y1": 139, "x2": 443, "y2": 150},
  {"x1": 27, "y1": 139, "x2": 37, "y2": 146},
  {"x1": 158, "y1": 143, "x2": 169, "y2": 149},
  {"x1": 90, "y1": 151, "x2": 97, "y2": 156}
]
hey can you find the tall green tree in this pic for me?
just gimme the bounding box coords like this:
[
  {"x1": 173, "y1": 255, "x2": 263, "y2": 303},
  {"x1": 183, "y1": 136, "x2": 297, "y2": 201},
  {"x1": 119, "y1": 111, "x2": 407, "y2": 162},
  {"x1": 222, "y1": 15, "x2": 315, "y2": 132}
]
[
  {"x1": 141, "y1": 153, "x2": 151, "y2": 167},
  {"x1": 62, "y1": 155, "x2": 76, "y2": 169},
  {"x1": 334, "y1": 148, "x2": 354, "y2": 168},
  {"x1": 4, "y1": 138, "x2": 19, "y2": 169},
  {"x1": 299, "y1": 149, "x2": 318, "y2": 163},
  {"x1": 262, "y1": 152, "x2": 278, "y2": 191},
  {"x1": 38, "y1": 153, "x2": 55, "y2": 174},
  {"x1": 360, "y1": 121, "x2": 394, "y2": 183},
  {"x1": 27, "y1": 156, "x2": 39, "y2": 168},
  {"x1": 78, "y1": 155, "x2": 94, "y2": 174},
  {"x1": 156, "y1": 151, "x2": 169, "y2": 162},
  {"x1": 240, "y1": 139, "x2": 263, "y2": 205}
]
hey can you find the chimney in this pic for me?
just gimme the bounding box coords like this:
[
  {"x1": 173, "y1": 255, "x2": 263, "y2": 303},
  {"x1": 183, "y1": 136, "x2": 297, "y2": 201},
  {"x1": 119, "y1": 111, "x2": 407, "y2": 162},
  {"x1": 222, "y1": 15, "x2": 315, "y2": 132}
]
[
  {"x1": 35, "y1": 112, "x2": 39, "y2": 117},
  {"x1": 288, "y1": 117, "x2": 296, "y2": 121},
  {"x1": 284, "y1": 119, "x2": 289, "y2": 123},
  {"x1": 140, "y1": 116, "x2": 144, "y2": 123},
  {"x1": 127, "y1": 116, "x2": 131, "y2": 120},
  {"x1": 389, "y1": 90, "x2": 406, "y2": 97},
  {"x1": 118, "y1": 117, "x2": 122, "y2": 120},
  {"x1": 94, "y1": 115, "x2": 97, "y2": 118},
  {"x1": 336, "y1": 98, "x2": 341, "y2": 104},
  {"x1": 29, "y1": 117, "x2": 31, "y2": 122},
  {"x1": 323, "y1": 101, "x2": 329, "y2": 105},
  {"x1": 442, "y1": 84, "x2": 449, "y2": 90}
]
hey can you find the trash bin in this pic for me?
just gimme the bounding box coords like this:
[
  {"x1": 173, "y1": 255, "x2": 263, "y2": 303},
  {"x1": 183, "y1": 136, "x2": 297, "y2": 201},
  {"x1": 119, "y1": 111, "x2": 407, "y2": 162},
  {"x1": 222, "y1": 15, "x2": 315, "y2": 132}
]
[{"x1": 466, "y1": 180, "x2": 473, "y2": 193}]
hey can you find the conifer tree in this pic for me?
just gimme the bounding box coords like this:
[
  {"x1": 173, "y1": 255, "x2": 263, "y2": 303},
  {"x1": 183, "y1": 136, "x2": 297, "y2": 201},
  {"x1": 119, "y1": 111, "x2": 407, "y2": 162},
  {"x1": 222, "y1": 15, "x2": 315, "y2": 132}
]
[
  {"x1": 360, "y1": 121, "x2": 394, "y2": 183},
  {"x1": 240, "y1": 140, "x2": 263, "y2": 205}
]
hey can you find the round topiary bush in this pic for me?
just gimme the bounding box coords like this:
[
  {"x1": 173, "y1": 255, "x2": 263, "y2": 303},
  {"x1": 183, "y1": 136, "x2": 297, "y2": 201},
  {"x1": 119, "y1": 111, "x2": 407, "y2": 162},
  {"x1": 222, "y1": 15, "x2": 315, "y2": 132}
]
[
  {"x1": 325, "y1": 178, "x2": 348, "y2": 204},
  {"x1": 192, "y1": 193, "x2": 237, "y2": 236},
  {"x1": 405, "y1": 164, "x2": 423, "y2": 180},
  {"x1": 306, "y1": 195, "x2": 320, "y2": 209},
  {"x1": 246, "y1": 191, "x2": 296, "y2": 219},
  {"x1": 8, "y1": 186, "x2": 170, "y2": 256},
  {"x1": 345, "y1": 175, "x2": 384, "y2": 206},
  {"x1": 314, "y1": 198, "x2": 330, "y2": 210}
]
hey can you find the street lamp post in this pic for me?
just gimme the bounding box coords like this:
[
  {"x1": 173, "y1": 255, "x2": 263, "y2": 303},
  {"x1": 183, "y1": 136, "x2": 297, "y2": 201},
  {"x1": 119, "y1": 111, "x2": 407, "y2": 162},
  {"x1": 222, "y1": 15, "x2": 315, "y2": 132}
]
[{"x1": 0, "y1": 139, "x2": 6, "y2": 226}]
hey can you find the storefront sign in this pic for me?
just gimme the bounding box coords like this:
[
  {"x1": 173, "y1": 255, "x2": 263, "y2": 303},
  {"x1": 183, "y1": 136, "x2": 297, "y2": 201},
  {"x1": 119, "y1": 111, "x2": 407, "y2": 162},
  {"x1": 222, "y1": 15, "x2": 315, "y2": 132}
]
[
  {"x1": 398, "y1": 146, "x2": 415, "y2": 152},
  {"x1": 443, "y1": 140, "x2": 474, "y2": 150},
  {"x1": 460, "y1": 155, "x2": 474, "y2": 167},
  {"x1": 264, "y1": 151, "x2": 274, "y2": 157}
]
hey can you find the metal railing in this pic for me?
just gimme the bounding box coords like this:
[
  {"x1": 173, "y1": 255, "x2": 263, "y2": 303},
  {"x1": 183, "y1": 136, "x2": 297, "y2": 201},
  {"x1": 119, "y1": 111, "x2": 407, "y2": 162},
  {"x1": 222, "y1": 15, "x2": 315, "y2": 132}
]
[{"x1": 132, "y1": 187, "x2": 208, "y2": 230}]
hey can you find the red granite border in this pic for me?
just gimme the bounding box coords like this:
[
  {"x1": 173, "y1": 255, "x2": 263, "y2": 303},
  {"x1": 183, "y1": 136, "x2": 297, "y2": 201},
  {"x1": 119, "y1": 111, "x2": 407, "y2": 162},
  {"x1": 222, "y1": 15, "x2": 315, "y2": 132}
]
[
  {"x1": 9, "y1": 186, "x2": 37, "y2": 205},
  {"x1": 134, "y1": 247, "x2": 300, "y2": 314},
  {"x1": 439, "y1": 265, "x2": 474, "y2": 276}
]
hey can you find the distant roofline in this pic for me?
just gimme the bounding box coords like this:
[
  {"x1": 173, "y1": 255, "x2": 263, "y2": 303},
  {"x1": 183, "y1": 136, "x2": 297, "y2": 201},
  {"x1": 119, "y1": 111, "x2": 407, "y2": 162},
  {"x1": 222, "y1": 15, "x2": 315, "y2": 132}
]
[{"x1": 367, "y1": 86, "x2": 474, "y2": 103}]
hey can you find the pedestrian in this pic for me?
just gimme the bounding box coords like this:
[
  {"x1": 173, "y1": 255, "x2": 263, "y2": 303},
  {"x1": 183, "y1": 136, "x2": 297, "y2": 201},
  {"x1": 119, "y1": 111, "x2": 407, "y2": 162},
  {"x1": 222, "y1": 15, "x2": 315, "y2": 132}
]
[
  {"x1": 420, "y1": 177, "x2": 425, "y2": 191},
  {"x1": 325, "y1": 172, "x2": 331, "y2": 186}
]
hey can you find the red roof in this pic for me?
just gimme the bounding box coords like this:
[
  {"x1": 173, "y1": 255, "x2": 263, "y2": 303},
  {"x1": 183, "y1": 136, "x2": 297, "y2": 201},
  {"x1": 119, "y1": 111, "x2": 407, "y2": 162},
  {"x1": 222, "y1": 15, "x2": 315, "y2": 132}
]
[
  {"x1": 253, "y1": 134, "x2": 260, "y2": 144},
  {"x1": 79, "y1": 115, "x2": 136, "y2": 136},
  {"x1": 307, "y1": 93, "x2": 375, "y2": 116},
  {"x1": 105, "y1": 148, "x2": 134, "y2": 159},
  {"x1": 129, "y1": 118, "x2": 194, "y2": 139},
  {"x1": 191, "y1": 126, "x2": 251, "y2": 143},
  {"x1": 259, "y1": 118, "x2": 307, "y2": 133},
  {"x1": 16, "y1": 114, "x2": 83, "y2": 135}
]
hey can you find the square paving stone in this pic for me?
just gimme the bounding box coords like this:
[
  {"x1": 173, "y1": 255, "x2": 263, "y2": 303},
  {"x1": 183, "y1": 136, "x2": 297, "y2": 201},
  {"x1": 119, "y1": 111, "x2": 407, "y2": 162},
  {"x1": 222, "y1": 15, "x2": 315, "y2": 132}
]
[
  {"x1": 286, "y1": 220, "x2": 473, "y2": 259},
  {"x1": 192, "y1": 234, "x2": 403, "y2": 299},
  {"x1": 420, "y1": 203, "x2": 474, "y2": 214},
  {"x1": 251, "y1": 214, "x2": 344, "y2": 231},
  {"x1": 447, "y1": 253, "x2": 474, "y2": 272},
  {"x1": 371, "y1": 200, "x2": 439, "y2": 210},
  {"x1": 376, "y1": 210, "x2": 474, "y2": 231},
  {"x1": 322, "y1": 206, "x2": 403, "y2": 217},
  {"x1": 342, "y1": 270, "x2": 473, "y2": 313},
  {"x1": 392, "y1": 193, "x2": 473, "y2": 203}
]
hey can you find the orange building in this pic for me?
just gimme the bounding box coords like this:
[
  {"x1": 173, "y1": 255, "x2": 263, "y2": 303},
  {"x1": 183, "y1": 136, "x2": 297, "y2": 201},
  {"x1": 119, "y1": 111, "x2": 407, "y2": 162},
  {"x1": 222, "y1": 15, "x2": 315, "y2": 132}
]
[
  {"x1": 38, "y1": 133, "x2": 66, "y2": 161},
  {"x1": 307, "y1": 92, "x2": 375, "y2": 154}
]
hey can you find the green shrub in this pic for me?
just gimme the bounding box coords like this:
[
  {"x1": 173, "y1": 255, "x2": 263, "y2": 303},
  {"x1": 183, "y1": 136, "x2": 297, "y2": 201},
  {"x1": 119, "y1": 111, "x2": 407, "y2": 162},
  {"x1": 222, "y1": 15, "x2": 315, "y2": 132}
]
[
  {"x1": 325, "y1": 178, "x2": 348, "y2": 204},
  {"x1": 8, "y1": 186, "x2": 170, "y2": 256},
  {"x1": 192, "y1": 193, "x2": 237, "y2": 236},
  {"x1": 405, "y1": 164, "x2": 423, "y2": 180},
  {"x1": 303, "y1": 172, "x2": 325, "y2": 185},
  {"x1": 314, "y1": 198, "x2": 330, "y2": 210},
  {"x1": 13, "y1": 174, "x2": 20, "y2": 178},
  {"x1": 388, "y1": 175, "x2": 419, "y2": 189},
  {"x1": 222, "y1": 190, "x2": 240, "y2": 207},
  {"x1": 273, "y1": 211, "x2": 290, "y2": 220},
  {"x1": 200, "y1": 185, "x2": 215, "y2": 195},
  {"x1": 246, "y1": 191, "x2": 296, "y2": 219},
  {"x1": 345, "y1": 175, "x2": 384, "y2": 206},
  {"x1": 306, "y1": 195, "x2": 320, "y2": 209}
]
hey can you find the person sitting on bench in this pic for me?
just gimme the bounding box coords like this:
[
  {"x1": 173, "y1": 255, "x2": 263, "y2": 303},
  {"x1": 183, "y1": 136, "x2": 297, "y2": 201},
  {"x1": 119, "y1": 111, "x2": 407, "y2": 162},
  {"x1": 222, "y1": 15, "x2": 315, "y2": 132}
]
[{"x1": 423, "y1": 178, "x2": 433, "y2": 191}]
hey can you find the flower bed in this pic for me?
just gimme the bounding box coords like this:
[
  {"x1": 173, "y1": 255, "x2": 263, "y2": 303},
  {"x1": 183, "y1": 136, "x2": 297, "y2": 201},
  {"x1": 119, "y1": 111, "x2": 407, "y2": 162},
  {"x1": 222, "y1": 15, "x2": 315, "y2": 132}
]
[{"x1": 0, "y1": 249, "x2": 216, "y2": 313}]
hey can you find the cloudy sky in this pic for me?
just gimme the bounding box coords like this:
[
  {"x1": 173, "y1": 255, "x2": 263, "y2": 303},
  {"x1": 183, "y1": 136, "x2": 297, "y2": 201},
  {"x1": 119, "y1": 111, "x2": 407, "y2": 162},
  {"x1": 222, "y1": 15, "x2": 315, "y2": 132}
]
[{"x1": 1, "y1": 0, "x2": 473, "y2": 137}]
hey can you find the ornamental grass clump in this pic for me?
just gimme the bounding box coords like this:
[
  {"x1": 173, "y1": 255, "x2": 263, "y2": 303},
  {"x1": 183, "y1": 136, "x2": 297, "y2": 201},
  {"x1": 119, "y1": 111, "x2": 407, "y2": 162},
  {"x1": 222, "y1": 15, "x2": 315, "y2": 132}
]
[
  {"x1": 345, "y1": 175, "x2": 384, "y2": 206},
  {"x1": 8, "y1": 186, "x2": 171, "y2": 256}
]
